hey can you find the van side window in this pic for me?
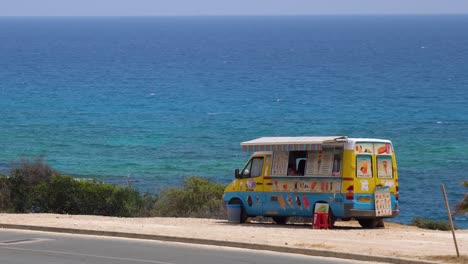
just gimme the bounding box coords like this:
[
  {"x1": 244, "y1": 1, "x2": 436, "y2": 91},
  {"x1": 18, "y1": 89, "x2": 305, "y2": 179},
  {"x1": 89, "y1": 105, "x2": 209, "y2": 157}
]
[{"x1": 241, "y1": 157, "x2": 264, "y2": 178}]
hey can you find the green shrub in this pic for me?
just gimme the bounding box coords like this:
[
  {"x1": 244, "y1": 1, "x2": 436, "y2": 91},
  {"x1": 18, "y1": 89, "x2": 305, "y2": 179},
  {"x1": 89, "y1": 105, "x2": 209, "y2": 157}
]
[
  {"x1": 75, "y1": 179, "x2": 115, "y2": 215},
  {"x1": 8, "y1": 158, "x2": 56, "y2": 212},
  {"x1": 33, "y1": 175, "x2": 82, "y2": 214},
  {"x1": 138, "y1": 193, "x2": 159, "y2": 217},
  {"x1": 0, "y1": 157, "x2": 150, "y2": 216},
  {"x1": 10, "y1": 157, "x2": 56, "y2": 186},
  {"x1": 102, "y1": 184, "x2": 145, "y2": 217},
  {"x1": 152, "y1": 176, "x2": 226, "y2": 218},
  {"x1": 0, "y1": 175, "x2": 12, "y2": 211},
  {"x1": 0, "y1": 158, "x2": 228, "y2": 219},
  {"x1": 32, "y1": 175, "x2": 147, "y2": 217},
  {"x1": 454, "y1": 181, "x2": 468, "y2": 215},
  {"x1": 411, "y1": 217, "x2": 454, "y2": 231}
]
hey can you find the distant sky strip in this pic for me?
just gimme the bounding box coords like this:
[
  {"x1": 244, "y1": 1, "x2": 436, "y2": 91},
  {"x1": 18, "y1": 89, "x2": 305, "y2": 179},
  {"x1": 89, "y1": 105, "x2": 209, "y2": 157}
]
[{"x1": 242, "y1": 144, "x2": 321, "y2": 152}]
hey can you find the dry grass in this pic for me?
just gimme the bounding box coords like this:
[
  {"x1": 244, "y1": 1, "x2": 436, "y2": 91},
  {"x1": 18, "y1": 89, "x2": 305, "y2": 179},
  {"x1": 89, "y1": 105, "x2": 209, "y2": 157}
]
[
  {"x1": 427, "y1": 255, "x2": 468, "y2": 264},
  {"x1": 294, "y1": 242, "x2": 335, "y2": 249}
]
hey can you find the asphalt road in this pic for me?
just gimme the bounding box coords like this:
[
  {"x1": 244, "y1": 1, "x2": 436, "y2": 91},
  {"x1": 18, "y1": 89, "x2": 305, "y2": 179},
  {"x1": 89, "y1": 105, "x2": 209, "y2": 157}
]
[{"x1": 0, "y1": 229, "x2": 370, "y2": 264}]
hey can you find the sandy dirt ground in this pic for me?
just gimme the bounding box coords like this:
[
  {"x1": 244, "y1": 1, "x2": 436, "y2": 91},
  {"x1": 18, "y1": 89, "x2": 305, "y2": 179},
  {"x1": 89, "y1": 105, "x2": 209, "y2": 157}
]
[{"x1": 0, "y1": 214, "x2": 466, "y2": 263}]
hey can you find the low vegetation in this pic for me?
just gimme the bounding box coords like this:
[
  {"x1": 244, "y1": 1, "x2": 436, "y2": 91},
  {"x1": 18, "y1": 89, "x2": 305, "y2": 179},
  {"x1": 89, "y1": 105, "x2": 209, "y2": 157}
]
[
  {"x1": 455, "y1": 181, "x2": 468, "y2": 215},
  {"x1": 0, "y1": 158, "x2": 226, "y2": 218},
  {"x1": 415, "y1": 181, "x2": 466, "y2": 230},
  {"x1": 1, "y1": 158, "x2": 466, "y2": 224},
  {"x1": 411, "y1": 217, "x2": 453, "y2": 231},
  {"x1": 151, "y1": 176, "x2": 226, "y2": 218}
]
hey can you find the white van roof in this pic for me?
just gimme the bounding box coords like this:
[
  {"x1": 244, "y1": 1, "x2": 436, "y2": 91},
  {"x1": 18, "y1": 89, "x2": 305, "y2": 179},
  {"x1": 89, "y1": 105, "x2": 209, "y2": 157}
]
[
  {"x1": 241, "y1": 136, "x2": 346, "y2": 152},
  {"x1": 241, "y1": 136, "x2": 391, "y2": 152}
]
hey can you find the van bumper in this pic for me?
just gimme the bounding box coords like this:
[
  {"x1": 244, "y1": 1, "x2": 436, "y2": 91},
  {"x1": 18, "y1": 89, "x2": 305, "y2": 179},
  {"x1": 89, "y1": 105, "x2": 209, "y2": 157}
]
[{"x1": 344, "y1": 204, "x2": 399, "y2": 218}]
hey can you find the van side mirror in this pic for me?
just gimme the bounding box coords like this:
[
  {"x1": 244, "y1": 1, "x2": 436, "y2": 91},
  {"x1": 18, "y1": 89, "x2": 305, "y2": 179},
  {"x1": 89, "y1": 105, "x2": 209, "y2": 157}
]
[{"x1": 235, "y1": 169, "x2": 240, "y2": 179}]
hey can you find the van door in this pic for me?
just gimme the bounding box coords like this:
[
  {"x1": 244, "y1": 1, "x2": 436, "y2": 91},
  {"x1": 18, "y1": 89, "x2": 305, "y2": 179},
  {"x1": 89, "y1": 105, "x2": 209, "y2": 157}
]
[
  {"x1": 238, "y1": 155, "x2": 266, "y2": 215},
  {"x1": 374, "y1": 143, "x2": 397, "y2": 214},
  {"x1": 354, "y1": 143, "x2": 376, "y2": 204},
  {"x1": 374, "y1": 143, "x2": 395, "y2": 189},
  {"x1": 354, "y1": 142, "x2": 395, "y2": 209}
]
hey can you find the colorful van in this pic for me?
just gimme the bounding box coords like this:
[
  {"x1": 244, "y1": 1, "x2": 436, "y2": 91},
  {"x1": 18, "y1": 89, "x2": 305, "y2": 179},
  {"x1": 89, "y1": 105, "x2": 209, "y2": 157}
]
[{"x1": 223, "y1": 136, "x2": 399, "y2": 228}]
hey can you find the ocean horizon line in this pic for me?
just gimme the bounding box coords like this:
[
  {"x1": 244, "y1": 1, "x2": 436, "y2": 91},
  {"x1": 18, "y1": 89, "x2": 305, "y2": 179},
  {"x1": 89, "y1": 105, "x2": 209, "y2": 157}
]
[{"x1": 1, "y1": 13, "x2": 468, "y2": 18}]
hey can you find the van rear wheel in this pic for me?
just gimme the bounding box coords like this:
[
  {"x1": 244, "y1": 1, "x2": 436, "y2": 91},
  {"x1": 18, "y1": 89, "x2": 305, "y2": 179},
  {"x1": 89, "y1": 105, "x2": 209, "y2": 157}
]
[
  {"x1": 272, "y1": 216, "x2": 289, "y2": 225},
  {"x1": 358, "y1": 219, "x2": 380, "y2": 228}
]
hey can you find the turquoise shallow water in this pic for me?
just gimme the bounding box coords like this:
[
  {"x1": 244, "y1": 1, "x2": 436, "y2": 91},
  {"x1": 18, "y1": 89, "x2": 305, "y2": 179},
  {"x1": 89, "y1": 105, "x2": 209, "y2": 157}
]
[{"x1": 0, "y1": 16, "x2": 467, "y2": 227}]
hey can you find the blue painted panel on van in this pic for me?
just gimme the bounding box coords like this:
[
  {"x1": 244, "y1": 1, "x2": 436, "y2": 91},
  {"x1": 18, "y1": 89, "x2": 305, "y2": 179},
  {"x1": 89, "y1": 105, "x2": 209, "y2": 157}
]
[
  {"x1": 353, "y1": 194, "x2": 398, "y2": 210},
  {"x1": 225, "y1": 191, "x2": 353, "y2": 218}
]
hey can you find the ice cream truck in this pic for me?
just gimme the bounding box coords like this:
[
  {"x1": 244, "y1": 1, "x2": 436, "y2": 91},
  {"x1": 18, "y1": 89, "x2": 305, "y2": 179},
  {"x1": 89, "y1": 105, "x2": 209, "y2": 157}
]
[{"x1": 223, "y1": 136, "x2": 399, "y2": 228}]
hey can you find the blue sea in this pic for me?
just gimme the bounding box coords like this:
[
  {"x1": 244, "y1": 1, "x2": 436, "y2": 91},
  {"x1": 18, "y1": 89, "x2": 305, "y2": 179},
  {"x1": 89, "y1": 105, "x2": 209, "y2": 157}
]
[{"x1": 0, "y1": 15, "x2": 467, "y2": 227}]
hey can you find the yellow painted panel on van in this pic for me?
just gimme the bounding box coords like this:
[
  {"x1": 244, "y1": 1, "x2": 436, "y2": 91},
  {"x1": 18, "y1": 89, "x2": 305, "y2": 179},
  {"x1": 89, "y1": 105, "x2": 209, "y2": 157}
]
[
  {"x1": 340, "y1": 149, "x2": 355, "y2": 193},
  {"x1": 357, "y1": 178, "x2": 373, "y2": 194}
]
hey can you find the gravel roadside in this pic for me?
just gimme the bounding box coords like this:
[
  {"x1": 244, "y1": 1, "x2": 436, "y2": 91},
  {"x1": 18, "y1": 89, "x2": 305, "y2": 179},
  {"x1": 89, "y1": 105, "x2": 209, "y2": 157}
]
[{"x1": 0, "y1": 214, "x2": 466, "y2": 263}]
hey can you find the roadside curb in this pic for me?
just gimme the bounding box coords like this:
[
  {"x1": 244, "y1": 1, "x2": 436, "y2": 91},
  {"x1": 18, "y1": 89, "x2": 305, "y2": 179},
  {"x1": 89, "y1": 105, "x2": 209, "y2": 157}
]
[{"x1": 0, "y1": 223, "x2": 436, "y2": 264}]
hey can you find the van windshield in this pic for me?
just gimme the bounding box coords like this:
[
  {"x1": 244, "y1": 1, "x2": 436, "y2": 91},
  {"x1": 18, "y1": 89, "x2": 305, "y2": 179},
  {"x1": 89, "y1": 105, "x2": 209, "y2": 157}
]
[{"x1": 241, "y1": 157, "x2": 264, "y2": 178}]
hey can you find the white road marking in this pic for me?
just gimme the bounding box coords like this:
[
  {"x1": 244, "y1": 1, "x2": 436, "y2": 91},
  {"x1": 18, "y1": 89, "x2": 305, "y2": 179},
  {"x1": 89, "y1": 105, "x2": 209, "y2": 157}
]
[{"x1": 0, "y1": 246, "x2": 176, "y2": 264}]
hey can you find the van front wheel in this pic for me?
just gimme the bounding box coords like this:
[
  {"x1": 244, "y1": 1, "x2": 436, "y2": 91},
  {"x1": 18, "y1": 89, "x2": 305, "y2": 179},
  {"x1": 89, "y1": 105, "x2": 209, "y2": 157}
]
[
  {"x1": 239, "y1": 205, "x2": 248, "y2": 223},
  {"x1": 272, "y1": 216, "x2": 289, "y2": 225}
]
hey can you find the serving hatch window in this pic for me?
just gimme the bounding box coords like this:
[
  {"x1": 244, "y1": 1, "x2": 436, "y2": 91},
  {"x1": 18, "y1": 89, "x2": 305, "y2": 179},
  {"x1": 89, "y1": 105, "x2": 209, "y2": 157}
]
[
  {"x1": 272, "y1": 151, "x2": 288, "y2": 176},
  {"x1": 305, "y1": 148, "x2": 343, "y2": 177},
  {"x1": 287, "y1": 151, "x2": 307, "y2": 176},
  {"x1": 271, "y1": 151, "x2": 307, "y2": 176},
  {"x1": 271, "y1": 148, "x2": 343, "y2": 177}
]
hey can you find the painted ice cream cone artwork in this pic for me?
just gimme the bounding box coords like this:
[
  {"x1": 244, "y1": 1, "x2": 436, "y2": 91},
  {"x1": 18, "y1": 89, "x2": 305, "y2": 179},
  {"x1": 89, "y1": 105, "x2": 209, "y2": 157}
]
[
  {"x1": 278, "y1": 195, "x2": 286, "y2": 209},
  {"x1": 302, "y1": 196, "x2": 310, "y2": 209},
  {"x1": 382, "y1": 160, "x2": 388, "y2": 174},
  {"x1": 360, "y1": 160, "x2": 368, "y2": 174},
  {"x1": 377, "y1": 156, "x2": 392, "y2": 178},
  {"x1": 356, "y1": 156, "x2": 372, "y2": 178}
]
